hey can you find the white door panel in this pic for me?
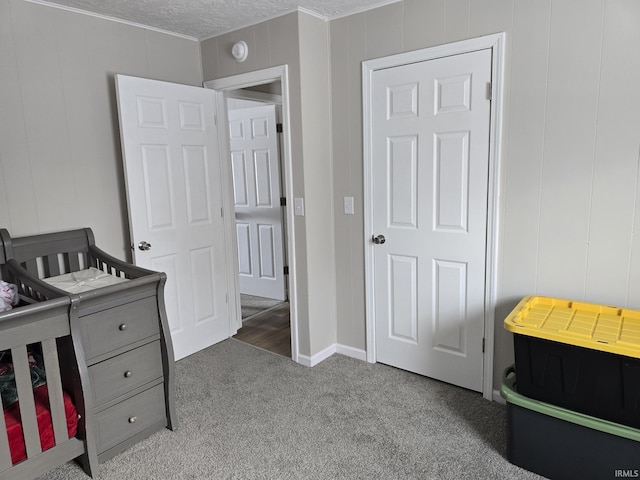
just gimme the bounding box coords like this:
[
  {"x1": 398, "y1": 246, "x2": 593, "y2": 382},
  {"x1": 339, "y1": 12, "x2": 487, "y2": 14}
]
[
  {"x1": 116, "y1": 74, "x2": 230, "y2": 361},
  {"x1": 229, "y1": 105, "x2": 285, "y2": 301},
  {"x1": 372, "y1": 49, "x2": 492, "y2": 392}
]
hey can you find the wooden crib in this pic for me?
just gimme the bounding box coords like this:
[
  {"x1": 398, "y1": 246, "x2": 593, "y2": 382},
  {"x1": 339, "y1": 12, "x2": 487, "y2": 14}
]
[
  {"x1": 0, "y1": 239, "x2": 97, "y2": 479},
  {"x1": 0, "y1": 227, "x2": 177, "y2": 476}
]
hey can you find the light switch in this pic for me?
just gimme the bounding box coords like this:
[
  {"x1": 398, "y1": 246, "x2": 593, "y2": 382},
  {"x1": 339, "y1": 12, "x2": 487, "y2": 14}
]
[
  {"x1": 294, "y1": 197, "x2": 305, "y2": 216},
  {"x1": 344, "y1": 196, "x2": 354, "y2": 215}
]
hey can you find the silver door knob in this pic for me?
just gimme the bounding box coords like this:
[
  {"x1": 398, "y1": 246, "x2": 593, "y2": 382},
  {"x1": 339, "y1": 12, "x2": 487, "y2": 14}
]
[
  {"x1": 138, "y1": 241, "x2": 152, "y2": 251},
  {"x1": 372, "y1": 234, "x2": 386, "y2": 245}
]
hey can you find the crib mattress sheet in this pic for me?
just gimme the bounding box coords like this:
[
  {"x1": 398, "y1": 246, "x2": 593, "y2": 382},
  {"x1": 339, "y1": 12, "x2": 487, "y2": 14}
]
[
  {"x1": 43, "y1": 267, "x2": 128, "y2": 294},
  {"x1": 4, "y1": 384, "x2": 78, "y2": 464}
]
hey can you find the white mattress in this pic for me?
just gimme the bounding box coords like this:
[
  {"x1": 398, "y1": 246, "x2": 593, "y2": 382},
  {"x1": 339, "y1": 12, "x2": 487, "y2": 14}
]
[{"x1": 44, "y1": 267, "x2": 128, "y2": 293}]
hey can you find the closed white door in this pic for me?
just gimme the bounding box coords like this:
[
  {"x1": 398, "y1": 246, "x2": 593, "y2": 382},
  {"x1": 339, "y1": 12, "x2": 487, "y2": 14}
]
[
  {"x1": 116, "y1": 74, "x2": 230, "y2": 361},
  {"x1": 371, "y1": 49, "x2": 492, "y2": 392},
  {"x1": 229, "y1": 105, "x2": 286, "y2": 301}
]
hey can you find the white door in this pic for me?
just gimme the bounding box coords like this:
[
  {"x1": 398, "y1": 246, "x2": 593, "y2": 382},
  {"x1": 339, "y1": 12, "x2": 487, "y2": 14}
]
[
  {"x1": 116, "y1": 74, "x2": 230, "y2": 361},
  {"x1": 371, "y1": 49, "x2": 492, "y2": 392},
  {"x1": 228, "y1": 105, "x2": 286, "y2": 301}
]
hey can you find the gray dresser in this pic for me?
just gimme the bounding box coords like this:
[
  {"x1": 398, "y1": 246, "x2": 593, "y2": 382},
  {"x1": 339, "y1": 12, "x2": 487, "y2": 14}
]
[{"x1": 78, "y1": 277, "x2": 177, "y2": 463}]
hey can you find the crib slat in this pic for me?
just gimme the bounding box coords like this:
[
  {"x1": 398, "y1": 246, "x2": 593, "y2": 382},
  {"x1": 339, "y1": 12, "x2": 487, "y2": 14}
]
[
  {"x1": 22, "y1": 258, "x2": 38, "y2": 277},
  {"x1": 12, "y1": 346, "x2": 42, "y2": 459},
  {"x1": 44, "y1": 255, "x2": 61, "y2": 277},
  {"x1": 41, "y1": 339, "x2": 68, "y2": 445},
  {"x1": 66, "y1": 252, "x2": 81, "y2": 273},
  {"x1": 0, "y1": 396, "x2": 11, "y2": 471}
]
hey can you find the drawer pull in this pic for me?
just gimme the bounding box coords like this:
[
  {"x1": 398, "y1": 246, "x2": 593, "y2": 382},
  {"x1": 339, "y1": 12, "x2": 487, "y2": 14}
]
[
  {"x1": 118, "y1": 323, "x2": 127, "y2": 331},
  {"x1": 128, "y1": 416, "x2": 137, "y2": 424},
  {"x1": 124, "y1": 370, "x2": 133, "y2": 378}
]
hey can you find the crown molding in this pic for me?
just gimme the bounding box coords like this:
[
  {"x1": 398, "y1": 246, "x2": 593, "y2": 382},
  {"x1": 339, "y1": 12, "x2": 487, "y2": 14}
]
[{"x1": 24, "y1": 0, "x2": 199, "y2": 41}]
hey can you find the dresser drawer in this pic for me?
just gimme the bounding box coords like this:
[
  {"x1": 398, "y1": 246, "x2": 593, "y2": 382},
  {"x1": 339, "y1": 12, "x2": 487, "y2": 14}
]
[
  {"x1": 80, "y1": 296, "x2": 160, "y2": 360},
  {"x1": 89, "y1": 341, "x2": 163, "y2": 407},
  {"x1": 95, "y1": 383, "x2": 166, "y2": 454}
]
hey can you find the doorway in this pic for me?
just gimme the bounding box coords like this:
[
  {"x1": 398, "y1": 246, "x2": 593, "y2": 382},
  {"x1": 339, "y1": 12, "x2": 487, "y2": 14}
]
[
  {"x1": 204, "y1": 65, "x2": 297, "y2": 361},
  {"x1": 225, "y1": 87, "x2": 291, "y2": 357},
  {"x1": 363, "y1": 34, "x2": 505, "y2": 400}
]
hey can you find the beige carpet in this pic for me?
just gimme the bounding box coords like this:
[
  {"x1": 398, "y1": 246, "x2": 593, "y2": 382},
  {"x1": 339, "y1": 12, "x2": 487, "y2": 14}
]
[{"x1": 40, "y1": 339, "x2": 542, "y2": 480}]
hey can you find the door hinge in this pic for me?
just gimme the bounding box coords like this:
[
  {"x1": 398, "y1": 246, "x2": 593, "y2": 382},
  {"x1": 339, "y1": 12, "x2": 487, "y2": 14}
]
[
  {"x1": 276, "y1": 123, "x2": 283, "y2": 133},
  {"x1": 280, "y1": 197, "x2": 286, "y2": 206},
  {"x1": 220, "y1": 207, "x2": 224, "y2": 218},
  {"x1": 482, "y1": 337, "x2": 486, "y2": 353},
  {"x1": 486, "y1": 82, "x2": 492, "y2": 101},
  {"x1": 214, "y1": 114, "x2": 218, "y2": 126},
  {"x1": 225, "y1": 293, "x2": 228, "y2": 304},
  {"x1": 284, "y1": 266, "x2": 289, "y2": 275}
]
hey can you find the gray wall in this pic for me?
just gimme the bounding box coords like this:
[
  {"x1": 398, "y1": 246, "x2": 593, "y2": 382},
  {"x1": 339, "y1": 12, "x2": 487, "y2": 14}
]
[
  {"x1": 298, "y1": 14, "x2": 336, "y2": 355},
  {"x1": 0, "y1": 0, "x2": 202, "y2": 259},
  {"x1": 330, "y1": 0, "x2": 640, "y2": 389},
  {"x1": 201, "y1": 12, "x2": 337, "y2": 359},
  {"x1": 5, "y1": 0, "x2": 639, "y2": 390}
]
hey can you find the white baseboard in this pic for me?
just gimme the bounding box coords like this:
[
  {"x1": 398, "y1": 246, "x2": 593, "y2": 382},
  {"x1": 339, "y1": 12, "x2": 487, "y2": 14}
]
[
  {"x1": 299, "y1": 347, "x2": 506, "y2": 404},
  {"x1": 296, "y1": 354, "x2": 313, "y2": 367},
  {"x1": 297, "y1": 343, "x2": 367, "y2": 367},
  {"x1": 297, "y1": 344, "x2": 335, "y2": 367},
  {"x1": 296, "y1": 355, "x2": 313, "y2": 367},
  {"x1": 336, "y1": 344, "x2": 367, "y2": 361}
]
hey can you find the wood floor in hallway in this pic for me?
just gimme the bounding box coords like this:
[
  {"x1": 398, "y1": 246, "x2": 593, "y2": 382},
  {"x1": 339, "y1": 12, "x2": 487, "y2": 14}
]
[{"x1": 233, "y1": 302, "x2": 291, "y2": 358}]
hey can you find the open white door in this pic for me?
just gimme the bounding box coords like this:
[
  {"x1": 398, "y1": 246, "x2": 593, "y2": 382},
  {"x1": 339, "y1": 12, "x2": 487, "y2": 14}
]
[
  {"x1": 228, "y1": 105, "x2": 286, "y2": 301},
  {"x1": 370, "y1": 49, "x2": 492, "y2": 392},
  {"x1": 116, "y1": 74, "x2": 230, "y2": 361}
]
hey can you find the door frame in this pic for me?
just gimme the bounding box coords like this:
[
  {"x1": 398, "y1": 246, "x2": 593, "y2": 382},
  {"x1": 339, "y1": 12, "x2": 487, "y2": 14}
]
[
  {"x1": 204, "y1": 65, "x2": 299, "y2": 363},
  {"x1": 362, "y1": 33, "x2": 505, "y2": 400}
]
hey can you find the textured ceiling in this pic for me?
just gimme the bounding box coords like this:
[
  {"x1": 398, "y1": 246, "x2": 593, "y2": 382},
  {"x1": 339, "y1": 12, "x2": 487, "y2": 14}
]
[{"x1": 32, "y1": 0, "x2": 398, "y2": 40}]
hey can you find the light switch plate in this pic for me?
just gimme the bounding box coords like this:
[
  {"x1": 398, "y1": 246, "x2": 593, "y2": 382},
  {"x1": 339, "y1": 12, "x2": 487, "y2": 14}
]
[
  {"x1": 344, "y1": 196, "x2": 354, "y2": 215},
  {"x1": 294, "y1": 197, "x2": 305, "y2": 216}
]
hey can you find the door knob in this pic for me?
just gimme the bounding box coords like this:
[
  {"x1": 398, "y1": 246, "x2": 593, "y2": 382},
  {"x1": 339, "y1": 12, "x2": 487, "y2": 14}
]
[
  {"x1": 138, "y1": 241, "x2": 152, "y2": 251},
  {"x1": 372, "y1": 234, "x2": 386, "y2": 245}
]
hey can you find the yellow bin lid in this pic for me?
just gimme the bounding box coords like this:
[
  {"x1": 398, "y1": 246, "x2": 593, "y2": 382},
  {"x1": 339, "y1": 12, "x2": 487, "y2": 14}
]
[{"x1": 504, "y1": 296, "x2": 640, "y2": 358}]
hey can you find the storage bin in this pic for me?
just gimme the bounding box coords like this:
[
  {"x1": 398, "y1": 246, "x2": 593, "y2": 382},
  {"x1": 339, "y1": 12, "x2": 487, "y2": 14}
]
[
  {"x1": 504, "y1": 296, "x2": 640, "y2": 428},
  {"x1": 501, "y1": 366, "x2": 640, "y2": 480}
]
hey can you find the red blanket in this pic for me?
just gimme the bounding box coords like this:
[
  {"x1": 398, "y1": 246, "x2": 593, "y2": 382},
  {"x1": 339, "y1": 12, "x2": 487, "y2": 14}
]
[{"x1": 3, "y1": 384, "x2": 78, "y2": 464}]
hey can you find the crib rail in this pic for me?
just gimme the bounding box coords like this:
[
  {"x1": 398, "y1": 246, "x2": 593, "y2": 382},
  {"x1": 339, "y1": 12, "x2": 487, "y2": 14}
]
[
  {"x1": 1, "y1": 227, "x2": 159, "y2": 286},
  {"x1": 2, "y1": 260, "x2": 64, "y2": 302},
  {"x1": 0, "y1": 298, "x2": 87, "y2": 477},
  {"x1": 88, "y1": 245, "x2": 160, "y2": 280},
  {"x1": 0, "y1": 230, "x2": 8, "y2": 266},
  {"x1": 1, "y1": 229, "x2": 91, "y2": 281}
]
